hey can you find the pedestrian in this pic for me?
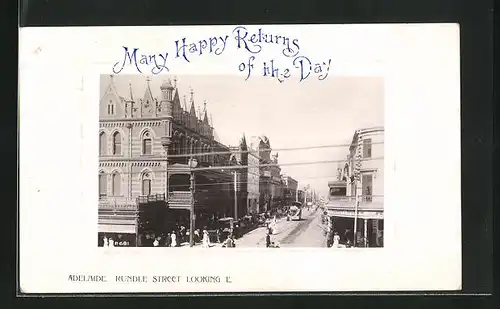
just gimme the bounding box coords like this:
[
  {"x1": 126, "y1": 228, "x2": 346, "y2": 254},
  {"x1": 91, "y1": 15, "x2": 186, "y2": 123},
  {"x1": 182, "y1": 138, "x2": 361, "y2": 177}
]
[
  {"x1": 326, "y1": 228, "x2": 333, "y2": 247},
  {"x1": 108, "y1": 237, "x2": 114, "y2": 247},
  {"x1": 202, "y1": 229, "x2": 210, "y2": 248},
  {"x1": 170, "y1": 231, "x2": 177, "y2": 247},
  {"x1": 194, "y1": 229, "x2": 200, "y2": 243},
  {"x1": 180, "y1": 225, "x2": 186, "y2": 243},
  {"x1": 153, "y1": 237, "x2": 159, "y2": 247},
  {"x1": 165, "y1": 233, "x2": 172, "y2": 247},
  {"x1": 333, "y1": 232, "x2": 340, "y2": 248},
  {"x1": 216, "y1": 228, "x2": 221, "y2": 243},
  {"x1": 266, "y1": 232, "x2": 271, "y2": 248},
  {"x1": 103, "y1": 236, "x2": 108, "y2": 247}
]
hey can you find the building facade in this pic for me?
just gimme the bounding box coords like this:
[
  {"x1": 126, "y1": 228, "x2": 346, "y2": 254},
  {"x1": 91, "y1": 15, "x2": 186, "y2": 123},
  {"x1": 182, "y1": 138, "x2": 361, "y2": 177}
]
[
  {"x1": 98, "y1": 75, "x2": 235, "y2": 246},
  {"x1": 249, "y1": 136, "x2": 271, "y2": 212},
  {"x1": 327, "y1": 126, "x2": 384, "y2": 247},
  {"x1": 248, "y1": 135, "x2": 285, "y2": 212},
  {"x1": 281, "y1": 174, "x2": 298, "y2": 205},
  {"x1": 269, "y1": 153, "x2": 284, "y2": 208},
  {"x1": 231, "y1": 135, "x2": 261, "y2": 216}
]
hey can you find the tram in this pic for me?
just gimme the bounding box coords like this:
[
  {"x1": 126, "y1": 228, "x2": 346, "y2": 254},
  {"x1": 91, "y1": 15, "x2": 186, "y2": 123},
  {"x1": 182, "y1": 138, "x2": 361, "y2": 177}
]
[{"x1": 289, "y1": 201, "x2": 303, "y2": 221}]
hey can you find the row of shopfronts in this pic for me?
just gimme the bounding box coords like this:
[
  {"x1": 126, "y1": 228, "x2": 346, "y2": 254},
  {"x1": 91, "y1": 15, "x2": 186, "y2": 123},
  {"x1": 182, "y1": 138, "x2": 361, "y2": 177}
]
[{"x1": 325, "y1": 203, "x2": 384, "y2": 248}]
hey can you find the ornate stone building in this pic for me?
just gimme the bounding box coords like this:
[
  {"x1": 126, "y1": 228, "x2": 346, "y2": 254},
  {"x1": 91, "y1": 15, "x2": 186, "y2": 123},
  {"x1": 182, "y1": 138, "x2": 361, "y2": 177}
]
[
  {"x1": 281, "y1": 174, "x2": 298, "y2": 205},
  {"x1": 249, "y1": 135, "x2": 284, "y2": 211},
  {"x1": 230, "y1": 135, "x2": 261, "y2": 216},
  {"x1": 98, "y1": 75, "x2": 235, "y2": 246},
  {"x1": 327, "y1": 126, "x2": 385, "y2": 247}
]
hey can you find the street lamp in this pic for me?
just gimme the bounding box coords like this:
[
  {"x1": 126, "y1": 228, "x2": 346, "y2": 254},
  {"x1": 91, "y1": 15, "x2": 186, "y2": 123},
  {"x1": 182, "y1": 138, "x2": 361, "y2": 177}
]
[{"x1": 188, "y1": 158, "x2": 198, "y2": 247}]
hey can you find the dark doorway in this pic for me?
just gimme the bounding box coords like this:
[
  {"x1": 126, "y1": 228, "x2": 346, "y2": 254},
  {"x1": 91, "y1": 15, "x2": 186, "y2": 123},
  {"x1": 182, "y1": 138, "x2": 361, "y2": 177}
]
[{"x1": 137, "y1": 201, "x2": 168, "y2": 247}]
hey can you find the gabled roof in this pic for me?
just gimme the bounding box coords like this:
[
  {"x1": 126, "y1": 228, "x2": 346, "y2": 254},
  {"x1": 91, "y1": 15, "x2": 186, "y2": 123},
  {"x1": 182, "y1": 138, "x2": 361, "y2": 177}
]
[
  {"x1": 100, "y1": 75, "x2": 125, "y2": 104},
  {"x1": 203, "y1": 101, "x2": 209, "y2": 124},
  {"x1": 142, "y1": 78, "x2": 154, "y2": 104}
]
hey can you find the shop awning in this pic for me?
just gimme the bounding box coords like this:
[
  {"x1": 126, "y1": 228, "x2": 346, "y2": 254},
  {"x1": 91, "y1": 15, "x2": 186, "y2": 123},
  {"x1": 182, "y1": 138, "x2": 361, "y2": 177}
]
[
  {"x1": 327, "y1": 209, "x2": 384, "y2": 220},
  {"x1": 98, "y1": 223, "x2": 136, "y2": 234}
]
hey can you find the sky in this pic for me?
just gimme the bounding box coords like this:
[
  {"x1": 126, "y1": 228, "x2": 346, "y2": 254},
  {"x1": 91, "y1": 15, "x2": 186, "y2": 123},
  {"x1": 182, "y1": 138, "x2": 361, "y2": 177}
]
[{"x1": 100, "y1": 74, "x2": 384, "y2": 198}]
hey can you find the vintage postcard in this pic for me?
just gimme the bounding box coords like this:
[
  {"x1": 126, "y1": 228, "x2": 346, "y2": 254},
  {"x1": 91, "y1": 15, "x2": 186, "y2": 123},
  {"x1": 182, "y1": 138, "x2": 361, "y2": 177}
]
[{"x1": 19, "y1": 24, "x2": 461, "y2": 293}]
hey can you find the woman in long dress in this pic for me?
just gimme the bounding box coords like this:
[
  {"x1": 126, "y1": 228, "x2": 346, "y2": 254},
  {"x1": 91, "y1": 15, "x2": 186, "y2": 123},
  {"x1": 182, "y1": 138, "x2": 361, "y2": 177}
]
[
  {"x1": 332, "y1": 232, "x2": 341, "y2": 248},
  {"x1": 103, "y1": 236, "x2": 109, "y2": 247},
  {"x1": 170, "y1": 231, "x2": 177, "y2": 247},
  {"x1": 202, "y1": 229, "x2": 210, "y2": 248}
]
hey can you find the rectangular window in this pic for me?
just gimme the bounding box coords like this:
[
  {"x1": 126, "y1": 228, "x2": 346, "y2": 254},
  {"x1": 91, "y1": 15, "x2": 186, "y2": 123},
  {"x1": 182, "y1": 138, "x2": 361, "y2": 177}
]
[
  {"x1": 99, "y1": 134, "x2": 106, "y2": 156},
  {"x1": 112, "y1": 174, "x2": 121, "y2": 196},
  {"x1": 99, "y1": 174, "x2": 107, "y2": 198},
  {"x1": 142, "y1": 179, "x2": 151, "y2": 196},
  {"x1": 362, "y1": 174, "x2": 373, "y2": 202},
  {"x1": 143, "y1": 139, "x2": 152, "y2": 155},
  {"x1": 363, "y1": 139, "x2": 372, "y2": 158},
  {"x1": 113, "y1": 139, "x2": 121, "y2": 155}
]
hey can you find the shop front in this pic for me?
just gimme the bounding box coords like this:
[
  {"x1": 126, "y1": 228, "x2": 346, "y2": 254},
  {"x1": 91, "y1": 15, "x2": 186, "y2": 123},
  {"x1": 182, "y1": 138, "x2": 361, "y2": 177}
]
[
  {"x1": 326, "y1": 206, "x2": 384, "y2": 247},
  {"x1": 98, "y1": 221, "x2": 137, "y2": 247}
]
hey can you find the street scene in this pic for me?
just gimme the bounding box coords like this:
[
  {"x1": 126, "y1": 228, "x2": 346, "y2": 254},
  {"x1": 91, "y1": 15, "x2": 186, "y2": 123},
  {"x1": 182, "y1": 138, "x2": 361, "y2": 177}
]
[{"x1": 97, "y1": 74, "x2": 384, "y2": 248}]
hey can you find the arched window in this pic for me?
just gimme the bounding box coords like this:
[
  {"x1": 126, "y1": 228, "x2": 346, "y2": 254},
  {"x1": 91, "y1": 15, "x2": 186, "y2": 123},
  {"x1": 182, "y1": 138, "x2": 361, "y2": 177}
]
[
  {"x1": 99, "y1": 171, "x2": 107, "y2": 198},
  {"x1": 142, "y1": 131, "x2": 152, "y2": 155},
  {"x1": 99, "y1": 132, "x2": 107, "y2": 155},
  {"x1": 107, "y1": 100, "x2": 115, "y2": 115},
  {"x1": 141, "y1": 172, "x2": 152, "y2": 196},
  {"x1": 112, "y1": 131, "x2": 121, "y2": 155},
  {"x1": 112, "y1": 172, "x2": 121, "y2": 196}
]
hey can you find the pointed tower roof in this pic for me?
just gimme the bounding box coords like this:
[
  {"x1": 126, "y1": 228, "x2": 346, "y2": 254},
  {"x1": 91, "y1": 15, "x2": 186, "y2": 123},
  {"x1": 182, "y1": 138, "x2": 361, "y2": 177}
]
[
  {"x1": 143, "y1": 76, "x2": 154, "y2": 103},
  {"x1": 239, "y1": 133, "x2": 248, "y2": 150},
  {"x1": 100, "y1": 74, "x2": 124, "y2": 103},
  {"x1": 203, "y1": 101, "x2": 209, "y2": 124},
  {"x1": 128, "y1": 81, "x2": 134, "y2": 101},
  {"x1": 189, "y1": 87, "x2": 196, "y2": 116}
]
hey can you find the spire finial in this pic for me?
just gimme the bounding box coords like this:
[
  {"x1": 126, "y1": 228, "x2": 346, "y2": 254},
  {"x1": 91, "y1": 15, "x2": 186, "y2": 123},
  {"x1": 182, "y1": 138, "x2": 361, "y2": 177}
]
[
  {"x1": 129, "y1": 81, "x2": 134, "y2": 101},
  {"x1": 190, "y1": 87, "x2": 194, "y2": 101},
  {"x1": 173, "y1": 76, "x2": 178, "y2": 88},
  {"x1": 146, "y1": 76, "x2": 151, "y2": 83}
]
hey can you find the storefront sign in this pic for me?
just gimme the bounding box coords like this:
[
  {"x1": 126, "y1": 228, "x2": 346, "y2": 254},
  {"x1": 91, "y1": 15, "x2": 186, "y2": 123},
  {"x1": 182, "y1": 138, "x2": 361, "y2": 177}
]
[{"x1": 328, "y1": 209, "x2": 383, "y2": 219}]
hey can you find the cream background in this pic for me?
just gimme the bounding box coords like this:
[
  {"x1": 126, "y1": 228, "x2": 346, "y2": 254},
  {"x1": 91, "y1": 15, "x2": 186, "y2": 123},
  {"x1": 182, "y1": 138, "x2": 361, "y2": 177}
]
[{"x1": 19, "y1": 24, "x2": 461, "y2": 293}]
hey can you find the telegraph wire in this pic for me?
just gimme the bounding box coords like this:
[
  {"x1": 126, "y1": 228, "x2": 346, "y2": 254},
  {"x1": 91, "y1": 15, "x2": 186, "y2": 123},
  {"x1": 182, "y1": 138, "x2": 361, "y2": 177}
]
[{"x1": 103, "y1": 141, "x2": 385, "y2": 159}]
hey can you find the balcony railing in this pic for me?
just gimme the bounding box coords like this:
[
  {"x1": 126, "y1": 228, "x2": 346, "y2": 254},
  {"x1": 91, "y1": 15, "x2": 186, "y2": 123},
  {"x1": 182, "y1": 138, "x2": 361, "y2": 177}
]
[
  {"x1": 327, "y1": 195, "x2": 383, "y2": 205},
  {"x1": 169, "y1": 191, "x2": 191, "y2": 201},
  {"x1": 136, "y1": 194, "x2": 166, "y2": 204}
]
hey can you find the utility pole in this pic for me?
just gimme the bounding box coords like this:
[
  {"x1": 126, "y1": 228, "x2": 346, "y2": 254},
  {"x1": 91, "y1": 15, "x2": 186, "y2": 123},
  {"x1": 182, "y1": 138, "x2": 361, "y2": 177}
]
[
  {"x1": 354, "y1": 179, "x2": 360, "y2": 247},
  {"x1": 233, "y1": 171, "x2": 238, "y2": 219},
  {"x1": 188, "y1": 157, "x2": 198, "y2": 247}
]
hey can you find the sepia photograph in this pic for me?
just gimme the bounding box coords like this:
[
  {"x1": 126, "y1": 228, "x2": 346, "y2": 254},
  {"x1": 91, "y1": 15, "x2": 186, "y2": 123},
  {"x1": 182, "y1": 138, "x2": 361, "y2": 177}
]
[
  {"x1": 19, "y1": 24, "x2": 462, "y2": 293},
  {"x1": 98, "y1": 74, "x2": 384, "y2": 249}
]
